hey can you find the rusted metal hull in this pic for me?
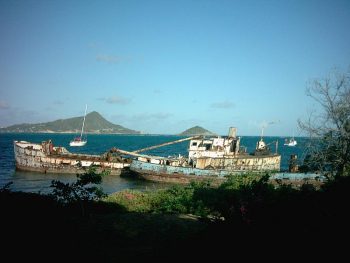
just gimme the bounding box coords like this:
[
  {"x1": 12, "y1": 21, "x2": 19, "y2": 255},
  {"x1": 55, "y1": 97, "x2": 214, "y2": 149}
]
[
  {"x1": 130, "y1": 159, "x2": 228, "y2": 184},
  {"x1": 131, "y1": 169, "x2": 228, "y2": 185},
  {"x1": 130, "y1": 153, "x2": 281, "y2": 184},
  {"x1": 14, "y1": 162, "x2": 123, "y2": 176},
  {"x1": 195, "y1": 154, "x2": 281, "y2": 170},
  {"x1": 14, "y1": 140, "x2": 130, "y2": 176}
]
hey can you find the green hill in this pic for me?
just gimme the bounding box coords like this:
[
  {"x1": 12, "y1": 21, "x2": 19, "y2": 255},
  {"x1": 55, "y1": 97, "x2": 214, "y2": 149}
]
[
  {"x1": 0, "y1": 111, "x2": 140, "y2": 134},
  {"x1": 179, "y1": 126, "x2": 216, "y2": 136}
]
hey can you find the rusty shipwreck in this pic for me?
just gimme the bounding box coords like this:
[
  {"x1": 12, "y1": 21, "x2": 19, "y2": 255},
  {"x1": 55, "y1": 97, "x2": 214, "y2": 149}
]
[
  {"x1": 113, "y1": 127, "x2": 281, "y2": 184},
  {"x1": 14, "y1": 140, "x2": 131, "y2": 175}
]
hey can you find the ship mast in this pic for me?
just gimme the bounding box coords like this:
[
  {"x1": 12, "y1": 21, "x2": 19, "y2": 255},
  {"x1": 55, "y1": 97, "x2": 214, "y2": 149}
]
[{"x1": 80, "y1": 104, "x2": 88, "y2": 138}]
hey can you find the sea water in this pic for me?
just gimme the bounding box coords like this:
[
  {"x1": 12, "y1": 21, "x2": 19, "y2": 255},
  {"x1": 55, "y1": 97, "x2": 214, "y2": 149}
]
[{"x1": 0, "y1": 133, "x2": 308, "y2": 194}]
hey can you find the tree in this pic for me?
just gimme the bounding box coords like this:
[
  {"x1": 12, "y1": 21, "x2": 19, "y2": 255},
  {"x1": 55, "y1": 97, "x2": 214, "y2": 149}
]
[
  {"x1": 298, "y1": 68, "x2": 350, "y2": 179},
  {"x1": 50, "y1": 166, "x2": 108, "y2": 216}
]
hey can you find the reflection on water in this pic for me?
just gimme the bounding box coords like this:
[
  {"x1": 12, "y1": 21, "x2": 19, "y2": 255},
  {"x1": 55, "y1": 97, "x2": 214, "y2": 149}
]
[{"x1": 8, "y1": 170, "x2": 172, "y2": 194}]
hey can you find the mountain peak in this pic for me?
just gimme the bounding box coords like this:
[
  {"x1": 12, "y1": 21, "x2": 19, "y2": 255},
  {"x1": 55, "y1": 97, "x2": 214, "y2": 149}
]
[
  {"x1": 86, "y1": 111, "x2": 101, "y2": 117},
  {"x1": 0, "y1": 111, "x2": 140, "y2": 134},
  {"x1": 179, "y1": 126, "x2": 216, "y2": 136}
]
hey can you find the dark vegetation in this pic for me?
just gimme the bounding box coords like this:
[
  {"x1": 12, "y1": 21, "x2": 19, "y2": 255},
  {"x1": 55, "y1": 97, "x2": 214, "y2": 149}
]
[{"x1": 1, "y1": 173, "x2": 349, "y2": 262}]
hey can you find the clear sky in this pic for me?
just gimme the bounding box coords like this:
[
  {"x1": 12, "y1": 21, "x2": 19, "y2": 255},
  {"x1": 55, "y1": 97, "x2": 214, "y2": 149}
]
[{"x1": 1, "y1": 0, "x2": 349, "y2": 136}]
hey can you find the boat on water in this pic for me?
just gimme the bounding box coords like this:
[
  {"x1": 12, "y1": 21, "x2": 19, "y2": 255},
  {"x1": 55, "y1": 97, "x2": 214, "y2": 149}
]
[
  {"x1": 13, "y1": 140, "x2": 131, "y2": 175},
  {"x1": 13, "y1": 131, "x2": 320, "y2": 186},
  {"x1": 70, "y1": 136, "x2": 87, "y2": 147},
  {"x1": 284, "y1": 137, "x2": 297, "y2": 147},
  {"x1": 113, "y1": 127, "x2": 282, "y2": 184},
  {"x1": 70, "y1": 104, "x2": 88, "y2": 147}
]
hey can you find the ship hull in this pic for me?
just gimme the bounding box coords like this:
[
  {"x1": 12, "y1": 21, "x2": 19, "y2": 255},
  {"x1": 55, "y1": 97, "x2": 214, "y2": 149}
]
[
  {"x1": 14, "y1": 140, "x2": 130, "y2": 176},
  {"x1": 130, "y1": 153, "x2": 281, "y2": 184},
  {"x1": 14, "y1": 162, "x2": 123, "y2": 176},
  {"x1": 69, "y1": 140, "x2": 87, "y2": 147}
]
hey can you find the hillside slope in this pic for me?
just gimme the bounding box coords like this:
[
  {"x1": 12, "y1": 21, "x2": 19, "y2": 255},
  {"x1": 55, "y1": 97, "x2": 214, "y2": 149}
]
[{"x1": 0, "y1": 111, "x2": 140, "y2": 134}]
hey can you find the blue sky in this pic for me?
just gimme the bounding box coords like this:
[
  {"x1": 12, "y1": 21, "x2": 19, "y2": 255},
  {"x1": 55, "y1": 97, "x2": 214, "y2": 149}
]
[{"x1": 1, "y1": 0, "x2": 349, "y2": 136}]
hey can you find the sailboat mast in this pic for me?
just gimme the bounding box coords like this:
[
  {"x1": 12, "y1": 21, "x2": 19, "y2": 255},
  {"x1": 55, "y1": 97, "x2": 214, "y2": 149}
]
[{"x1": 80, "y1": 104, "x2": 87, "y2": 138}]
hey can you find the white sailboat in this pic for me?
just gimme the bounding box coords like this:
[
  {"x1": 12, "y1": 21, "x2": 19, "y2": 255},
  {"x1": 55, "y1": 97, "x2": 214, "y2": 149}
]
[{"x1": 70, "y1": 104, "x2": 88, "y2": 147}]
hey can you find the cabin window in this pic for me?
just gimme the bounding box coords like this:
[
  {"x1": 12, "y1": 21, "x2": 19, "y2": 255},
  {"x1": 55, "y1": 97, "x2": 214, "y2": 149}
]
[{"x1": 192, "y1": 142, "x2": 197, "y2": 146}]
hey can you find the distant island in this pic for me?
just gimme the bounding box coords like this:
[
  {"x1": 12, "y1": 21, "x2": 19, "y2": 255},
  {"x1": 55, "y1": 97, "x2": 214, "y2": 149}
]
[
  {"x1": 179, "y1": 126, "x2": 216, "y2": 136},
  {"x1": 0, "y1": 111, "x2": 140, "y2": 134}
]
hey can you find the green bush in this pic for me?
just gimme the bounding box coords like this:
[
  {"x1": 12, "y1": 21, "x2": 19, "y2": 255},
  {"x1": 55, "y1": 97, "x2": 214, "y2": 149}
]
[
  {"x1": 105, "y1": 190, "x2": 155, "y2": 212},
  {"x1": 50, "y1": 166, "x2": 108, "y2": 216}
]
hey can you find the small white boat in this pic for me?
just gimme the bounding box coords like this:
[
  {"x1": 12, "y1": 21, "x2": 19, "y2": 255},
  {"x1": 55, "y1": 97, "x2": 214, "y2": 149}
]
[
  {"x1": 69, "y1": 136, "x2": 87, "y2": 147},
  {"x1": 70, "y1": 104, "x2": 87, "y2": 147},
  {"x1": 284, "y1": 137, "x2": 297, "y2": 146}
]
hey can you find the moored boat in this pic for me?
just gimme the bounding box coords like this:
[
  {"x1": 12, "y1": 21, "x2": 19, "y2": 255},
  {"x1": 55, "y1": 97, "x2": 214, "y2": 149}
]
[
  {"x1": 14, "y1": 140, "x2": 131, "y2": 175},
  {"x1": 284, "y1": 138, "x2": 297, "y2": 146},
  {"x1": 284, "y1": 131, "x2": 297, "y2": 146},
  {"x1": 69, "y1": 136, "x2": 87, "y2": 147},
  {"x1": 69, "y1": 104, "x2": 88, "y2": 147},
  {"x1": 114, "y1": 127, "x2": 281, "y2": 184}
]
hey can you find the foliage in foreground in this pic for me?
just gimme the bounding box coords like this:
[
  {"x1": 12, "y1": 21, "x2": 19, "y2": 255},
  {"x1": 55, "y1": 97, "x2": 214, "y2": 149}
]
[
  {"x1": 2, "y1": 172, "x2": 350, "y2": 261},
  {"x1": 107, "y1": 173, "x2": 276, "y2": 219},
  {"x1": 106, "y1": 172, "x2": 349, "y2": 228},
  {"x1": 50, "y1": 166, "x2": 109, "y2": 215}
]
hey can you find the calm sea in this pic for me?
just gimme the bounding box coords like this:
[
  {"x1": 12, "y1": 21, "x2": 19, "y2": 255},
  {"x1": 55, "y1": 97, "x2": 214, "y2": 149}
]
[{"x1": 0, "y1": 133, "x2": 308, "y2": 194}]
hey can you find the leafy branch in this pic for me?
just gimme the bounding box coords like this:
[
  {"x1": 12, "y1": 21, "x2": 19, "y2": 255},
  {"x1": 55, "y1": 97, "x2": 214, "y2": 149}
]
[{"x1": 50, "y1": 166, "x2": 109, "y2": 216}]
